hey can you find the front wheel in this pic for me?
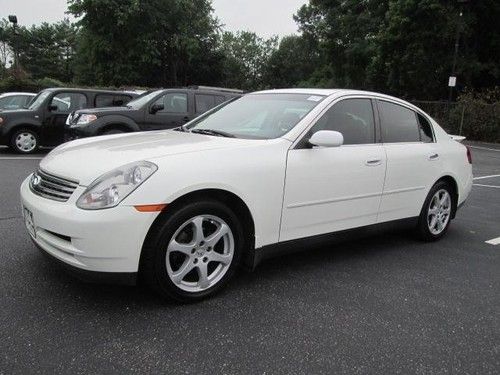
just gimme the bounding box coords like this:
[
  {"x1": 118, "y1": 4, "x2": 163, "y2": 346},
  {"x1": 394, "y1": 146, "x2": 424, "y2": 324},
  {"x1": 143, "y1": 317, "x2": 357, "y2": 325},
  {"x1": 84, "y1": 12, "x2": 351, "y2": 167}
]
[
  {"x1": 141, "y1": 200, "x2": 244, "y2": 302},
  {"x1": 417, "y1": 181, "x2": 454, "y2": 241},
  {"x1": 10, "y1": 129, "x2": 39, "y2": 154}
]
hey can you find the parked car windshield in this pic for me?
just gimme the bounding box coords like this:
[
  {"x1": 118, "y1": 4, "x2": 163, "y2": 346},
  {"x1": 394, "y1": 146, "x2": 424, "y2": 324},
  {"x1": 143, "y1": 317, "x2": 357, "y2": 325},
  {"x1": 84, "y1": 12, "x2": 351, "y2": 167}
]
[
  {"x1": 126, "y1": 90, "x2": 163, "y2": 109},
  {"x1": 28, "y1": 91, "x2": 51, "y2": 110},
  {"x1": 186, "y1": 93, "x2": 325, "y2": 139}
]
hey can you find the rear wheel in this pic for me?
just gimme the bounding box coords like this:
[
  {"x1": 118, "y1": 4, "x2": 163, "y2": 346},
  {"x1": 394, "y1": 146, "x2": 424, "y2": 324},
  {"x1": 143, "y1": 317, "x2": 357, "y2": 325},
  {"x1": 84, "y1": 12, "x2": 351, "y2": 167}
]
[
  {"x1": 141, "y1": 200, "x2": 244, "y2": 302},
  {"x1": 417, "y1": 181, "x2": 454, "y2": 241},
  {"x1": 10, "y1": 129, "x2": 39, "y2": 154}
]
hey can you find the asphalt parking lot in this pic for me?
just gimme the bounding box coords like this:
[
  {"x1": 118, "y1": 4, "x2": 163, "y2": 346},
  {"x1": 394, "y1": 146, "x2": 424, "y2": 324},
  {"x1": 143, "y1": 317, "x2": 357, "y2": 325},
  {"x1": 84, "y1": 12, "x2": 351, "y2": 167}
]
[{"x1": 0, "y1": 143, "x2": 499, "y2": 374}]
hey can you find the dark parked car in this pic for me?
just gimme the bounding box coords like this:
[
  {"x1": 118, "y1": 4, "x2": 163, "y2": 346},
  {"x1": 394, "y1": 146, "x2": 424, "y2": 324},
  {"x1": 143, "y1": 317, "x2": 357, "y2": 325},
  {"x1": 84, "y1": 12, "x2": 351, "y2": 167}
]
[
  {"x1": 65, "y1": 86, "x2": 242, "y2": 139},
  {"x1": 0, "y1": 88, "x2": 139, "y2": 153}
]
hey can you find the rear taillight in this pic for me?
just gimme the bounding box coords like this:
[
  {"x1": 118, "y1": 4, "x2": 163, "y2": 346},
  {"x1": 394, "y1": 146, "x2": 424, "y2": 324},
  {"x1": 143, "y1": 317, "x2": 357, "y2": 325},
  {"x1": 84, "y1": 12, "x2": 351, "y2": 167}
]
[{"x1": 466, "y1": 146, "x2": 472, "y2": 164}]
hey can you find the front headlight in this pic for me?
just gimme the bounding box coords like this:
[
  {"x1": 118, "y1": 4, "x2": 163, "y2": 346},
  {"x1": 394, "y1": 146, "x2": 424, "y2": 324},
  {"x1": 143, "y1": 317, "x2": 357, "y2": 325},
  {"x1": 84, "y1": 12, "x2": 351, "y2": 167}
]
[
  {"x1": 76, "y1": 161, "x2": 158, "y2": 210},
  {"x1": 73, "y1": 114, "x2": 97, "y2": 126},
  {"x1": 0, "y1": 116, "x2": 4, "y2": 125}
]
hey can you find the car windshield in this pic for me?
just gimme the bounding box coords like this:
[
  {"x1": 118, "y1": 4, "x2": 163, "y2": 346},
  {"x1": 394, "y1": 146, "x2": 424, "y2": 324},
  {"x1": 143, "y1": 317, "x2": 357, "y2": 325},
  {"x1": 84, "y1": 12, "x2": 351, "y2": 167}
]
[
  {"x1": 126, "y1": 90, "x2": 163, "y2": 109},
  {"x1": 28, "y1": 91, "x2": 51, "y2": 110},
  {"x1": 186, "y1": 93, "x2": 325, "y2": 139}
]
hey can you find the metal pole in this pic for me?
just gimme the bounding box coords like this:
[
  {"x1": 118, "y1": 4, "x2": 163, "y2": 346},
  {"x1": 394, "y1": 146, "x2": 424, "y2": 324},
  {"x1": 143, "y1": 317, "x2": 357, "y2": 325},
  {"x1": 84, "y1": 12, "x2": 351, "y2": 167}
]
[{"x1": 448, "y1": 11, "x2": 462, "y2": 104}]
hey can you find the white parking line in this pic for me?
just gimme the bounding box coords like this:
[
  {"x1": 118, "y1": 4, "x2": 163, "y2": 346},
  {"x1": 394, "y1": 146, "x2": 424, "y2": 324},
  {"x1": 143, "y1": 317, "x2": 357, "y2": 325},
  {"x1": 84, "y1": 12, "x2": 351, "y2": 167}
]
[
  {"x1": 469, "y1": 145, "x2": 500, "y2": 152},
  {"x1": 473, "y1": 174, "x2": 500, "y2": 180},
  {"x1": 485, "y1": 237, "x2": 500, "y2": 245},
  {"x1": 473, "y1": 184, "x2": 500, "y2": 189}
]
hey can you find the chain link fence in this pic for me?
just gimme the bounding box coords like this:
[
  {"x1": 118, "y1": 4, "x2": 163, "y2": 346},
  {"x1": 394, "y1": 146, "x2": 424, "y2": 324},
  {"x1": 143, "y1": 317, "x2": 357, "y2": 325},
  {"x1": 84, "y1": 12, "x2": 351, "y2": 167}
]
[{"x1": 411, "y1": 100, "x2": 500, "y2": 143}]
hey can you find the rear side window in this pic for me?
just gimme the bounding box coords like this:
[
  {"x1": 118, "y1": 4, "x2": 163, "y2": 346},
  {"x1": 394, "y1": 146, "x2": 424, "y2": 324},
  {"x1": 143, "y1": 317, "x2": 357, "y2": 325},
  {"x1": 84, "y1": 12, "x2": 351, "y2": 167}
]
[
  {"x1": 417, "y1": 113, "x2": 434, "y2": 142},
  {"x1": 214, "y1": 95, "x2": 226, "y2": 105},
  {"x1": 308, "y1": 98, "x2": 376, "y2": 145},
  {"x1": 195, "y1": 94, "x2": 216, "y2": 114},
  {"x1": 378, "y1": 101, "x2": 420, "y2": 143},
  {"x1": 95, "y1": 94, "x2": 132, "y2": 107}
]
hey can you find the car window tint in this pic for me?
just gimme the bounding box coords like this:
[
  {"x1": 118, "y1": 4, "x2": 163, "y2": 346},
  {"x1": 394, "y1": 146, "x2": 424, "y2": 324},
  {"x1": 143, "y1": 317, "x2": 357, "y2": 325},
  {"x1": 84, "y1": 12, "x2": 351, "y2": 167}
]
[
  {"x1": 379, "y1": 101, "x2": 420, "y2": 143},
  {"x1": 51, "y1": 93, "x2": 88, "y2": 113},
  {"x1": 417, "y1": 113, "x2": 434, "y2": 143},
  {"x1": 195, "y1": 94, "x2": 216, "y2": 114},
  {"x1": 309, "y1": 98, "x2": 375, "y2": 145},
  {"x1": 153, "y1": 93, "x2": 187, "y2": 113},
  {"x1": 95, "y1": 94, "x2": 114, "y2": 107},
  {"x1": 113, "y1": 95, "x2": 132, "y2": 106},
  {"x1": 0, "y1": 95, "x2": 29, "y2": 109},
  {"x1": 214, "y1": 95, "x2": 226, "y2": 105}
]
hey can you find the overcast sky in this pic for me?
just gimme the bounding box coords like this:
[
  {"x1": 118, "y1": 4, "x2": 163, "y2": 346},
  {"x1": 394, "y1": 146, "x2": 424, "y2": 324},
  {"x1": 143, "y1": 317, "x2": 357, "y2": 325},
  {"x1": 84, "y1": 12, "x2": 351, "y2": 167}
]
[{"x1": 0, "y1": 0, "x2": 306, "y2": 38}]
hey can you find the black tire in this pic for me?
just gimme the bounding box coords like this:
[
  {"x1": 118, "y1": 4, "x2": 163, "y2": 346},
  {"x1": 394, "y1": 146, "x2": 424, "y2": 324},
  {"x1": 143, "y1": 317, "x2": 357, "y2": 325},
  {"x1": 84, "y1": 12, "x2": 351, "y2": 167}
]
[
  {"x1": 10, "y1": 128, "x2": 39, "y2": 154},
  {"x1": 140, "y1": 200, "x2": 244, "y2": 302},
  {"x1": 416, "y1": 181, "x2": 454, "y2": 242}
]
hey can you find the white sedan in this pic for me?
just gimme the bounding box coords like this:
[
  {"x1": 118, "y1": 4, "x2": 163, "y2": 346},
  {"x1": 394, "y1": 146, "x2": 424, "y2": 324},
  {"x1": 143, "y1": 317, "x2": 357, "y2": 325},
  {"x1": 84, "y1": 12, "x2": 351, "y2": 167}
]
[{"x1": 20, "y1": 89, "x2": 473, "y2": 302}]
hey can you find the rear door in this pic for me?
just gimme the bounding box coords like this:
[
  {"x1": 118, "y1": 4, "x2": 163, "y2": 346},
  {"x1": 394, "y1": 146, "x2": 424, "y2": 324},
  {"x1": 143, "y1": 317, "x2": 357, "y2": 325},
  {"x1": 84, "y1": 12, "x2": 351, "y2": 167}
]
[
  {"x1": 43, "y1": 92, "x2": 89, "y2": 145},
  {"x1": 143, "y1": 91, "x2": 191, "y2": 130},
  {"x1": 377, "y1": 99, "x2": 442, "y2": 223}
]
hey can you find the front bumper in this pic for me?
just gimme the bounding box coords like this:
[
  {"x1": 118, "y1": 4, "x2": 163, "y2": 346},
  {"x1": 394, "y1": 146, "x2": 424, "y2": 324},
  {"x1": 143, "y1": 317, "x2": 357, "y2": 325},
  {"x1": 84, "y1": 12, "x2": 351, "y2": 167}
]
[{"x1": 20, "y1": 176, "x2": 159, "y2": 275}]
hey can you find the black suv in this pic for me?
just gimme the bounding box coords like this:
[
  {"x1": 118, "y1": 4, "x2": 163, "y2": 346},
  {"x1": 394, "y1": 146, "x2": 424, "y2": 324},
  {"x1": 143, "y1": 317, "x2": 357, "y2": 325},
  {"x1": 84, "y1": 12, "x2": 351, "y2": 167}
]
[
  {"x1": 0, "y1": 88, "x2": 138, "y2": 153},
  {"x1": 65, "y1": 86, "x2": 242, "y2": 139}
]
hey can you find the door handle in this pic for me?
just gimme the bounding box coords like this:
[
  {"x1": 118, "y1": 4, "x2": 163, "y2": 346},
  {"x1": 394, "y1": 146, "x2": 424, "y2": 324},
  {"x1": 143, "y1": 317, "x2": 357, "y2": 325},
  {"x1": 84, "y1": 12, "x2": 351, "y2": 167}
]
[
  {"x1": 429, "y1": 153, "x2": 439, "y2": 160},
  {"x1": 183, "y1": 116, "x2": 190, "y2": 122},
  {"x1": 365, "y1": 159, "x2": 382, "y2": 166}
]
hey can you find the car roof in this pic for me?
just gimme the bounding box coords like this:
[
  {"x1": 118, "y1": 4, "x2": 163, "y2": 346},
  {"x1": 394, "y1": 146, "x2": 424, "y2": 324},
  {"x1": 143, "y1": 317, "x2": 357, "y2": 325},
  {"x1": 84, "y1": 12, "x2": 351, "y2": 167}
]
[
  {"x1": 43, "y1": 87, "x2": 138, "y2": 95},
  {"x1": 0, "y1": 92, "x2": 36, "y2": 97}
]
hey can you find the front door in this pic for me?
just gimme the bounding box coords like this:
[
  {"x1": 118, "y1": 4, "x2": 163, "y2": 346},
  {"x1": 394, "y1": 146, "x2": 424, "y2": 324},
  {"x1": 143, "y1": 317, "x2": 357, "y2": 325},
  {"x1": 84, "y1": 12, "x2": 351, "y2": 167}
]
[
  {"x1": 43, "y1": 92, "x2": 88, "y2": 145},
  {"x1": 143, "y1": 92, "x2": 191, "y2": 130},
  {"x1": 280, "y1": 98, "x2": 387, "y2": 242}
]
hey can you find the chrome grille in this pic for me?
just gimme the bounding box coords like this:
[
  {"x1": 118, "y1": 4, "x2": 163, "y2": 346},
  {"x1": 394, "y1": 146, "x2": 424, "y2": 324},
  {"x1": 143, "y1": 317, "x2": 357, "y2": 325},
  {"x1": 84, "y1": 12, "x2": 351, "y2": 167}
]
[{"x1": 29, "y1": 169, "x2": 79, "y2": 202}]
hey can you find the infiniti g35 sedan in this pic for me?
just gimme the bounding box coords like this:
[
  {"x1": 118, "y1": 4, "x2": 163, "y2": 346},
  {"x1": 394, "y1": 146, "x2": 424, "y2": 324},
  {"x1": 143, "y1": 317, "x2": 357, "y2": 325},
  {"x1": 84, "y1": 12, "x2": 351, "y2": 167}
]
[{"x1": 20, "y1": 89, "x2": 473, "y2": 302}]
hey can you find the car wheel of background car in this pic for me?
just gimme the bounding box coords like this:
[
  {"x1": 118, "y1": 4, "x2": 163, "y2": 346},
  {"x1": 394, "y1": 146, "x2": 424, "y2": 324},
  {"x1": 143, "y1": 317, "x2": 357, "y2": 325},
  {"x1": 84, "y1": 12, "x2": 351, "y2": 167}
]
[
  {"x1": 417, "y1": 181, "x2": 454, "y2": 241},
  {"x1": 10, "y1": 129, "x2": 39, "y2": 154},
  {"x1": 140, "y1": 200, "x2": 244, "y2": 302}
]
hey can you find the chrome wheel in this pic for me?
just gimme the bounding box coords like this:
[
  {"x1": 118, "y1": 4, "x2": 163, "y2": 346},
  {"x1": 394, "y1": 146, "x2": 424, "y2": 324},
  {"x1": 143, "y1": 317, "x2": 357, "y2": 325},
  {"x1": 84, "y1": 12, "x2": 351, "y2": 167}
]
[
  {"x1": 166, "y1": 215, "x2": 234, "y2": 293},
  {"x1": 15, "y1": 132, "x2": 37, "y2": 153},
  {"x1": 427, "y1": 189, "x2": 451, "y2": 235}
]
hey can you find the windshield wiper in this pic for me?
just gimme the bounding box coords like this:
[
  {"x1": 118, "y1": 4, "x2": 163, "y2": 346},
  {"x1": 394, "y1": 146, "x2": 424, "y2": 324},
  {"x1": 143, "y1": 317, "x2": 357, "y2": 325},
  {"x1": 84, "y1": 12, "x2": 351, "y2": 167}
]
[{"x1": 190, "y1": 129, "x2": 236, "y2": 138}]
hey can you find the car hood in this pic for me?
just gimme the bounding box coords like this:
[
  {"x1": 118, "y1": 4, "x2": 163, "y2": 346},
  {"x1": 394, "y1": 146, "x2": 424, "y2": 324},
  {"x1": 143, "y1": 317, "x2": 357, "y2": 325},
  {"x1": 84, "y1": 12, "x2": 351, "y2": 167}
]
[{"x1": 39, "y1": 130, "x2": 270, "y2": 185}]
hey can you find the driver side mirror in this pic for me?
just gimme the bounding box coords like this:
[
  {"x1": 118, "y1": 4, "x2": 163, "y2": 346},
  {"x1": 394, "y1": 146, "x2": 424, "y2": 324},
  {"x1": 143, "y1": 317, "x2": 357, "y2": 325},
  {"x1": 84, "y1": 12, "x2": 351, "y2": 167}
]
[
  {"x1": 150, "y1": 103, "x2": 164, "y2": 114},
  {"x1": 48, "y1": 104, "x2": 58, "y2": 111},
  {"x1": 308, "y1": 130, "x2": 344, "y2": 148}
]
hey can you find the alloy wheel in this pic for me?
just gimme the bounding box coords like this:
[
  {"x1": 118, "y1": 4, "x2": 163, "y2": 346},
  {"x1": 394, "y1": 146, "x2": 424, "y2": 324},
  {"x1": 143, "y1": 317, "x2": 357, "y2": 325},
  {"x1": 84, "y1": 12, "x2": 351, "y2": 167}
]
[
  {"x1": 427, "y1": 189, "x2": 451, "y2": 235},
  {"x1": 165, "y1": 214, "x2": 234, "y2": 292}
]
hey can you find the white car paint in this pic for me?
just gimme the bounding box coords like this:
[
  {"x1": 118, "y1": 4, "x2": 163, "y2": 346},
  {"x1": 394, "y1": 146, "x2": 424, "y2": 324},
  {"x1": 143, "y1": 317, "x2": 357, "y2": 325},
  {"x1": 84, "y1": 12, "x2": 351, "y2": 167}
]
[{"x1": 20, "y1": 89, "x2": 473, "y2": 275}]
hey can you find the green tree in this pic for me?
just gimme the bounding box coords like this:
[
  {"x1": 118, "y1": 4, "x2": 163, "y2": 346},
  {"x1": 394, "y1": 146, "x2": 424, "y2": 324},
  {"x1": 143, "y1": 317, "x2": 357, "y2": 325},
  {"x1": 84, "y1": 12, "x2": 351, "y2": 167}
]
[
  {"x1": 16, "y1": 19, "x2": 78, "y2": 82},
  {"x1": 219, "y1": 31, "x2": 277, "y2": 90}
]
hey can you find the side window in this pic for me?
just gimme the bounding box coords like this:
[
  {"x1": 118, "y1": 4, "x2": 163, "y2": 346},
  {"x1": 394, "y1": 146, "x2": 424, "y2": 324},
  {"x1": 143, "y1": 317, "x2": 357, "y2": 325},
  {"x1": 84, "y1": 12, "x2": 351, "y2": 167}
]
[
  {"x1": 308, "y1": 98, "x2": 375, "y2": 145},
  {"x1": 417, "y1": 113, "x2": 434, "y2": 143},
  {"x1": 214, "y1": 95, "x2": 226, "y2": 105},
  {"x1": 51, "y1": 93, "x2": 88, "y2": 113},
  {"x1": 113, "y1": 95, "x2": 132, "y2": 106},
  {"x1": 195, "y1": 94, "x2": 216, "y2": 114},
  {"x1": 95, "y1": 94, "x2": 114, "y2": 107},
  {"x1": 378, "y1": 101, "x2": 420, "y2": 143},
  {"x1": 153, "y1": 93, "x2": 187, "y2": 113}
]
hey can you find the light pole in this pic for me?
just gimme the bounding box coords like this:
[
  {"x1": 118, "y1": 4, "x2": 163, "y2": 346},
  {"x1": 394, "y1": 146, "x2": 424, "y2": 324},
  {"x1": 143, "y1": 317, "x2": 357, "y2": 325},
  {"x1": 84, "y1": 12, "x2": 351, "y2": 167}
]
[
  {"x1": 8, "y1": 15, "x2": 18, "y2": 75},
  {"x1": 448, "y1": 0, "x2": 469, "y2": 104}
]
